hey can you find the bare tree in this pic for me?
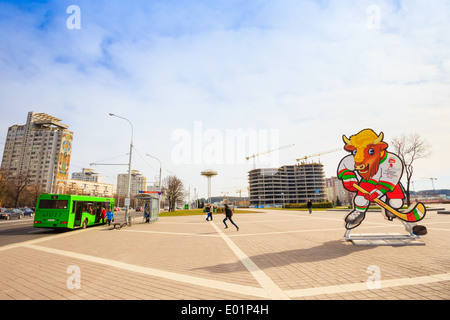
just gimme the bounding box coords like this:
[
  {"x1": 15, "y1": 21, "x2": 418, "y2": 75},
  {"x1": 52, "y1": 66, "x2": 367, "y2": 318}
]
[
  {"x1": 390, "y1": 133, "x2": 431, "y2": 206},
  {"x1": 0, "y1": 173, "x2": 7, "y2": 207},
  {"x1": 25, "y1": 183, "x2": 45, "y2": 207},
  {"x1": 163, "y1": 175, "x2": 185, "y2": 212},
  {"x1": 4, "y1": 171, "x2": 32, "y2": 207}
]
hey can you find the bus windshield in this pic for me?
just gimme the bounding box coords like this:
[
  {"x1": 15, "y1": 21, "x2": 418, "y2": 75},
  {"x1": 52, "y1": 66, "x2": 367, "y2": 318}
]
[{"x1": 38, "y1": 199, "x2": 69, "y2": 209}]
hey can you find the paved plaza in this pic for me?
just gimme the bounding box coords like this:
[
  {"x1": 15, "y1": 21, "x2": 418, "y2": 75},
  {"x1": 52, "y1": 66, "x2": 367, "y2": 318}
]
[{"x1": 0, "y1": 205, "x2": 449, "y2": 301}]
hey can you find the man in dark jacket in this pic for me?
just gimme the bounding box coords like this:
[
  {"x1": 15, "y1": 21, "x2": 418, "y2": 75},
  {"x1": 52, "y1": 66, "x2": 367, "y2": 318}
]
[
  {"x1": 307, "y1": 200, "x2": 313, "y2": 214},
  {"x1": 223, "y1": 204, "x2": 239, "y2": 231}
]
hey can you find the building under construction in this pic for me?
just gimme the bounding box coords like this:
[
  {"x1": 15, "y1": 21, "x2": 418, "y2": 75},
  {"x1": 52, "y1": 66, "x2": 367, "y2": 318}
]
[{"x1": 248, "y1": 162, "x2": 326, "y2": 206}]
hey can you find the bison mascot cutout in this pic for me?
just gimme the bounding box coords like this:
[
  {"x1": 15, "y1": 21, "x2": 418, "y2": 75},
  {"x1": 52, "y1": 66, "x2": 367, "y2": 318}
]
[{"x1": 337, "y1": 129, "x2": 427, "y2": 235}]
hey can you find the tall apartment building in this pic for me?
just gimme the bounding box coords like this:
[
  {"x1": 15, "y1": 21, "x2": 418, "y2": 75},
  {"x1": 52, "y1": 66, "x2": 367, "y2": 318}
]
[
  {"x1": 248, "y1": 162, "x2": 326, "y2": 206},
  {"x1": 116, "y1": 170, "x2": 147, "y2": 198},
  {"x1": 72, "y1": 168, "x2": 102, "y2": 182},
  {"x1": 0, "y1": 112, "x2": 73, "y2": 193}
]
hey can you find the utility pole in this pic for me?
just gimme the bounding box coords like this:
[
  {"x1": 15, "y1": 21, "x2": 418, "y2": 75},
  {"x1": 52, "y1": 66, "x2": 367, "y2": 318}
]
[{"x1": 109, "y1": 113, "x2": 134, "y2": 225}]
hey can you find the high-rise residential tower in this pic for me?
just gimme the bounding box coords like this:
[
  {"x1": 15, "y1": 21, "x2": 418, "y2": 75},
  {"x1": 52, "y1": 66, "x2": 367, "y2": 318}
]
[
  {"x1": 0, "y1": 112, "x2": 73, "y2": 194},
  {"x1": 116, "y1": 170, "x2": 147, "y2": 198}
]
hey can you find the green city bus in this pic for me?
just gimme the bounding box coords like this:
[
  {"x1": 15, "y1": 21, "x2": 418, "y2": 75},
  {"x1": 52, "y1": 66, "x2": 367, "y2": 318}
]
[{"x1": 33, "y1": 194, "x2": 115, "y2": 229}]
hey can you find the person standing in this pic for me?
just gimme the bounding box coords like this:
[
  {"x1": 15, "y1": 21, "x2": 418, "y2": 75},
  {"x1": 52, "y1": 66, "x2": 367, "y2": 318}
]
[
  {"x1": 144, "y1": 203, "x2": 150, "y2": 223},
  {"x1": 106, "y1": 209, "x2": 114, "y2": 226},
  {"x1": 307, "y1": 200, "x2": 313, "y2": 214},
  {"x1": 205, "y1": 204, "x2": 213, "y2": 221},
  {"x1": 101, "y1": 207, "x2": 106, "y2": 224},
  {"x1": 223, "y1": 204, "x2": 239, "y2": 231}
]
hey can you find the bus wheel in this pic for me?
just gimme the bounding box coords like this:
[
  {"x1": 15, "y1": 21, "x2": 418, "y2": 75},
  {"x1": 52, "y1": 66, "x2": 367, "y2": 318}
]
[{"x1": 82, "y1": 219, "x2": 88, "y2": 229}]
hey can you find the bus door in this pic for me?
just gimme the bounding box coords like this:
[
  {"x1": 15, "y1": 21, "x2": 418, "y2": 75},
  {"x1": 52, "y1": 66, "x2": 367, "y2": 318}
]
[
  {"x1": 95, "y1": 202, "x2": 102, "y2": 223},
  {"x1": 74, "y1": 202, "x2": 83, "y2": 227}
]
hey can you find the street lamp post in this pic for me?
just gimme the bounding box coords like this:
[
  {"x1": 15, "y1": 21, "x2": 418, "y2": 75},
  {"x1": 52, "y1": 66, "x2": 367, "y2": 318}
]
[
  {"x1": 109, "y1": 113, "x2": 133, "y2": 225},
  {"x1": 146, "y1": 154, "x2": 162, "y2": 211}
]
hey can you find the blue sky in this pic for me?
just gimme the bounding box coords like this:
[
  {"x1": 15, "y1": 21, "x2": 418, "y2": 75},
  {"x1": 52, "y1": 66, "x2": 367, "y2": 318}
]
[{"x1": 1, "y1": 0, "x2": 449, "y2": 198}]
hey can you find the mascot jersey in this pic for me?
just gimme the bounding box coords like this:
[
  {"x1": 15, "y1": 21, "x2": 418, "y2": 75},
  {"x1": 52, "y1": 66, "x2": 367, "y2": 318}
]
[{"x1": 338, "y1": 151, "x2": 404, "y2": 199}]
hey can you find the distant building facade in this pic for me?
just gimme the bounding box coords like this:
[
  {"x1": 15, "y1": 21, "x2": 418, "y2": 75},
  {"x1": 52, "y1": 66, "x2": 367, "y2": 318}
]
[
  {"x1": 324, "y1": 176, "x2": 353, "y2": 205},
  {"x1": 72, "y1": 168, "x2": 102, "y2": 182},
  {"x1": 116, "y1": 170, "x2": 147, "y2": 198},
  {"x1": 66, "y1": 179, "x2": 114, "y2": 197},
  {"x1": 0, "y1": 112, "x2": 73, "y2": 194},
  {"x1": 248, "y1": 162, "x2": 327, "y2": 206}
]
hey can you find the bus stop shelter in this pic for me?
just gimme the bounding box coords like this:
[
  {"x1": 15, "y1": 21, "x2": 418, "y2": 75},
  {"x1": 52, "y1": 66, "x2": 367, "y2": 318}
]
[{"x1": 135, "y1": 193, "x2": 160, "y2": 223}]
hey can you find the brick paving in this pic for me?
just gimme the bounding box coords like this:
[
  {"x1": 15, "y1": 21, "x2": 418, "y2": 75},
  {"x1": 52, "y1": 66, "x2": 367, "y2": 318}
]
[{"x1": 0, "y1": 204, "x2": 449, "y2": 300}]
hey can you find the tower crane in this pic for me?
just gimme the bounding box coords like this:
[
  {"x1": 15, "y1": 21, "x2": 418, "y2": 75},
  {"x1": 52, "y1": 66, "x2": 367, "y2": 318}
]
[
  {"x1": 296, "y1": 148, "x2": 341, "y2": 163},
  {"x1": 421, "y1": 177, "x2": 437, "y2": 191},
  {"x1": 246, "y1": 144, "x2": 295, "y2": 169}
]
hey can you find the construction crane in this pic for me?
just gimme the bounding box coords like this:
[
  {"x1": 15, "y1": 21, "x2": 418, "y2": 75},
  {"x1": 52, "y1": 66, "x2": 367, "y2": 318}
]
[
  {"x1": 421, "y1": 177, "x2": 437, "y2": 191},
  {"x1": 296, "y1": 148, "x2": 341, "y2": 163},
  {"x1": 246, "y1": 144, "x2": 295, "y2": 169}
]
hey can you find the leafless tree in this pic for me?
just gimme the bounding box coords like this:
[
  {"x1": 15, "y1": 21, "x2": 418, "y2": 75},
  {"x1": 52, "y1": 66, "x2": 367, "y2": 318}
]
[
  {"x1": 25, "y1": 183, "x2": 45, "y2": 207},
  {"x1": 163, "y1": 175, "x2": 185, "y2": 212},
  {"x1": 0, "y1": 174, "x2": 7, "y2": 207},
  {"x1": 4, "y1": 171, "x2": 32, "y2": 207},
  {"x1": 390, "y1": 133, "x2": 431, "y2": 206}
]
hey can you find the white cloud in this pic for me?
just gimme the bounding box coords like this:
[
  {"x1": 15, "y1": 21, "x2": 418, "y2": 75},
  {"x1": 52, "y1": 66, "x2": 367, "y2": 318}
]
[{"x1": 1, "y1": 0, "x2": 449, "y2": 196}]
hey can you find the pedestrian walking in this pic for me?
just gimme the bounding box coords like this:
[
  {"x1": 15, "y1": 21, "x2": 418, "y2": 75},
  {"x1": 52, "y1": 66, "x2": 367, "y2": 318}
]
[
  {"x1": 205, "y1": 204, "x2": 213, "y2": 221},
  {"x1": 101, "y1": 207, "x2": 106, "y2": 224},
  {"x1": 106, "y1": 209, "x2": 114, "y2": 226},
  {"x1": 223, "y1": 204, "x2": 239, "y2": 231},
  {"x1": 307, "y1": 199, "x2": 312, "y2": 214}
]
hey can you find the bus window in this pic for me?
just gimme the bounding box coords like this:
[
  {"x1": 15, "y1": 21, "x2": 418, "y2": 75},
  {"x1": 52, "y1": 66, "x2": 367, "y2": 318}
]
[
  {"x1": 88, "y1": 205, "x2": 93, "y2": 215},
  {"x1": 39, "y1": 199, "x2": 69, "y2": 209},
  {"x1": 102, "y1": 202, "x2": 111, "y2": 212}
]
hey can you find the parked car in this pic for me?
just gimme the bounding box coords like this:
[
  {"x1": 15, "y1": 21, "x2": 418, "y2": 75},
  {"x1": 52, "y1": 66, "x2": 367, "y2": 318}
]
[
  {"x1": 20, "y1": 208, "x2": 34, "y2": 217},
  {"x1": 114, "y1": 207, "x2": 121, "y2": 211},
  {"x1": 136, "y1": 206, "x2": 143, "y2": 212},
  {"x1": 1, "y1": 209, "x2": 24, "y2": 220}
]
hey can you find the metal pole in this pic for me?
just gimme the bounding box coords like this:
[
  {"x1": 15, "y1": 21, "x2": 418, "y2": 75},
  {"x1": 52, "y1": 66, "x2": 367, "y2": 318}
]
[
  {"x1": 146, "y1": 154, "x2": 162, "y2": 213},
  {"x1": 194, "y1": 188, "x2": 197, "y2": 209},
  {"x1": 208, "y1": 177, "x2": 211, "y2": 204},
  {"x1": 127, "y1": 140, "x2": 133, "y2": 225},
  {"x1": 109, "y1": 113, "x2": 133, "y2": 225}
]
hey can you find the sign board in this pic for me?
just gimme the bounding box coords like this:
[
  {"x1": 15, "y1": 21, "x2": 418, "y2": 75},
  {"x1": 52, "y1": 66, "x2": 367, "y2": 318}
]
[
  {"x1": 124, "y1": 198, "x2": 130, "y2": 206},
  {"x1": 139, "y1": 191, "x2": 161, "y2": 195}
]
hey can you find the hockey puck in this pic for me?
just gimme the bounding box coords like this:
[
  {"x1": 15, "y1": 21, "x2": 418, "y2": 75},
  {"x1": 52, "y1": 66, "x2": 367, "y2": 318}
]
[{"x1": 412, "y1": 225, "x2": 427, "y2": 235}]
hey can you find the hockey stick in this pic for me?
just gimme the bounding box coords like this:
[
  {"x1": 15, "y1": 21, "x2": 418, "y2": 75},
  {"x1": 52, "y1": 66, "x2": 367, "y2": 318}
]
[{"x1": 353, "y1": 183, "x2": 426, "y2": 222}]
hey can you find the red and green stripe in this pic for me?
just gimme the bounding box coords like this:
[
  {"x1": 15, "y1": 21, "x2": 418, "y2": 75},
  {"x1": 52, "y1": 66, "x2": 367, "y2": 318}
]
[
  {"x1": 377, "y1": 180, "x2": 396, "y2": 193},
  {"x1": 407, "y1": 204, "x2": 425, "y2": 222},
  {"x1": 338, "y1": 169, "x2": 356, "y2": 180}
]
